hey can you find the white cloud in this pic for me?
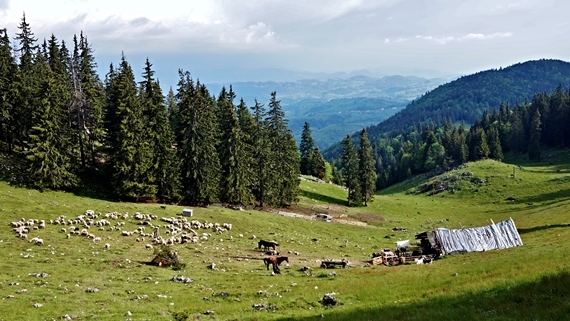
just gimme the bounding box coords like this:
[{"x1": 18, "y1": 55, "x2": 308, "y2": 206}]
[{"x1": 416, "y1": 32, "x2": 513, "y2": 44}]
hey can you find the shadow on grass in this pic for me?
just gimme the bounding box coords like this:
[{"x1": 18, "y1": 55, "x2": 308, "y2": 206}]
[
  {"x1": 276, "y1": 269, "x2": 570, "y2": 321},
  {"x1": 518, "y1": 223, "x2": 570, "y2": 234},
  {"x1": 517, "y1": 188, "x2": 570, "y2": 205},
  {"x1": 300, "y1": 189, "x2": 347, "y2": 206}
]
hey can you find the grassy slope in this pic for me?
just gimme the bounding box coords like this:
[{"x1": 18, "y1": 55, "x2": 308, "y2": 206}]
[{"x1": 0, "y1": 151, "x2": 569, "y2": 320}]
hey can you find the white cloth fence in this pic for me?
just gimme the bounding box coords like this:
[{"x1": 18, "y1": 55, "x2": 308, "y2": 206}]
[{"x1": 434, "y1": 218, "x2": 523, "y2": 254}]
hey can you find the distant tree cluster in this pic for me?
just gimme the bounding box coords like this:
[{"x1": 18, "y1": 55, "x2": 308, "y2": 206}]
[
  {"x1": 0, "y1": 16, "x2": 300, "y2": 207},
  {"x1": 338, "y1": 129, "x2": 376, "y2": 206},
  {"x1": 368, "y1": 86, "x2": 570, "y2": 189}
]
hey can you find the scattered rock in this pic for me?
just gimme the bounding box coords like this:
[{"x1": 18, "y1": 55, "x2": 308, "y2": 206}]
[
  {"x1": 320, "y1": 292, "x2": 341, "y2": 306},
  {"x1": 171, "y1": 276, "x2": 193, "y2": 283}
]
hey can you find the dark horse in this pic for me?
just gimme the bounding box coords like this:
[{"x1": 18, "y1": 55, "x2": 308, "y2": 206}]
[
  {"x1": 258, "y1": 239, "x2": 278, "y2": 251},
  {"x1": 263, "y1": 256, "x2": 289, "y2": 274}
]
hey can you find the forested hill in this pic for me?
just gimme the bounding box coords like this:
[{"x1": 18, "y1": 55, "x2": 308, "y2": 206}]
[{"x1": 365, "y1": 59, "x2": 570, "y2": 138}]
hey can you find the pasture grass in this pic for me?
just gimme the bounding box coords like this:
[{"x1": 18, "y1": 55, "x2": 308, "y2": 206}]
[{"x1": 0, "y1": 151, "x2": 570, "y2": 320}]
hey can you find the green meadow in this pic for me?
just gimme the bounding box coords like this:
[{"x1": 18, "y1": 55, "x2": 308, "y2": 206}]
[{"x1": 1, "y1": 150, "x2": 570, "y2": 320}]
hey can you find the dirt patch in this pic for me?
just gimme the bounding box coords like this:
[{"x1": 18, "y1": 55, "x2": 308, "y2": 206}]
[{"x1": 350, "y1": 213, "x2": 384, "y2": 223}]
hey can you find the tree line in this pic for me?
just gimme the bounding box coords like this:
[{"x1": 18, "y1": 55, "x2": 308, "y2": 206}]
[
  {"x1": 366, "y1": 85, "x2": 570, "y2": 189},
  {"x1": 0, "y1": 15, "x2": 301, "y2": 207}
]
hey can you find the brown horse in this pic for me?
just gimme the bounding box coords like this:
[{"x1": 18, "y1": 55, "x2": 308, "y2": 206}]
[{"x1": 263, "y1": 256, "x2": 289, "y2": 274}]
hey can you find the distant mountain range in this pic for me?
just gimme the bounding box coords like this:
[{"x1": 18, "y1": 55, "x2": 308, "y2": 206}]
[
  {"x1": 323, "y1": 59, "x2": 570, "y2": 158},
  {"x1": 366, "y1": 59, "x2": 570, "y2": 136},
  {"x1": 207, "y1": 75, "x2": 449, "y2": 148}
]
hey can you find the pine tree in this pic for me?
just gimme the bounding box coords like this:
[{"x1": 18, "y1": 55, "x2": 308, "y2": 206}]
[
  {"x1": 528, "y1": 108, "x2": 542, "y2": 161},
  {"x1": 299, "y1": 122, "x2": 315, "y2": 175},
  {"x1": 25, "y1": 52, "x2": 78, "y2": 190},
  {"x1": 341, "y1": 135, "x2": 361, "y2": 206},
  {"x1": 509, "y1": 104, "x2": 525, "y2": 153},
  {"x1": 0, "y1": 28, "x2": 17, "y2": 152},
  {"x1": 473, "y1": 128, "x2": 490, "y2": 160},
  {"x1": 106, "y1": 54, "x2": 156, "y2": 200},
  {"x1": 309, "y1": 147, "x2": 326, "y2": 180},
  {"x1": 12, "y1": 13, "x2": 39, "y2": 149},
  {"x1": 487, "y1": 126, "x2": 503, "y2": 161},
  {"x1": 177, "y1": 71, "x2": 220, "y2": 205},
  {"x1": 250, "y1": 99, "x2": 270, "y2": 207},
  {"x1": 139, "y1": 59, "x2": 180, "y2": 202},
  {"x1": 76, "y1": 33, "x2": 105, "y2": 167},
  {"x1": 358, "y1": 129, "x2": 376, "y2": 206},
  {"x1": 265, "y1": 92, "x2": 300, "y2": 206},
  {"x1": 549, "y1": 85, "x2": 568, "y2": 147},
  {"x1": 216, "y1": 86, "x2": 253, "y2": 205}
]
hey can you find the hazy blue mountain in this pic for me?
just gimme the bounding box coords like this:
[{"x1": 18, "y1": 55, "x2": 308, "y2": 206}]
[{"x1": 205, "y1": 75, "x2": 446, "y2": 148}]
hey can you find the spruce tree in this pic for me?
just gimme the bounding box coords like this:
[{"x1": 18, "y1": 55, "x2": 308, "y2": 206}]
[
  {"x1": 487, "y1": 126, "x2": 503, "y2": 161},
  {"x1": 25, "y1": 52, "x2": 78, "y2": 190},
  {"x1": 473, "y1": 128, "x2": 490, "y2": 160},
  {"x1": 0, "y1": 28, "x2": 17, "y2": 152},
  {"x1": 299, "y1": 122, "x2": 315, "y2": 175},
  {"x1": 265, "y1": 92, "x2": 300, "y2": 206},
  {"x1": 250, "y1": 99, "x2": 270, "y2": 207},
  {"x1": 358, "y1": 129, "x2": 376, "y2": 206},
  {"x1": 528, "y1": 109, "x2": 542, "y2": 161},
  {"x1": 309, "y1": 147, "x2": 326, "y2": 180},
  {"x1": 509, "y1": 105, "x2": 525, "y2": 153},
  {"x1": 140, "y1": 59, "x2": 180, "y2": 202},
  {"x1": 216, "y1": 86, "x2": 253, "y2": 205},
  {"x1": 177, "y1": 71, "x2": 220, "y2": 205},
  {"x1": 13, "y1": 13, "x2": 39, "y2": 149},
  {"x1": 341, "y1": 135, "x2": 361, "y2": 206},
  {"x1": 76, "y1": 33, "x2": 105, "y2": 167},
  {"x1": 106, "y1": 54, "x2": 156, "y2": 200}
]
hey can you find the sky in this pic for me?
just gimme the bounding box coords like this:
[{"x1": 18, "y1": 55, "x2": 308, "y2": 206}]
[{"x1": 1, "y1": 0, "x2": 569, "y2": 87}]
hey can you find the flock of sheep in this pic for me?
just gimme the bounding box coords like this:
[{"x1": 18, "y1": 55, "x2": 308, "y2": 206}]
[{"x1": 10, "y1": 209, "x2": 234, "y2": 251}]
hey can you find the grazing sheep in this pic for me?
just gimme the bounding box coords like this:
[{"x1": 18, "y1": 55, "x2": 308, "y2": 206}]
[
  {"x1": 93, "y1": 237, "x2": 102, "y2": 243},
  {"x1": 145, "y1": 244, "x2": 153, "y2": 250},
  {"x1": 60, "y1": 228, "x2": 67, "y2": 233},
  {"x1": 104, "y1": 243, "x2": 110, "y2": 249},
  {"x1": 66, "y1": 234, "x2": 71, "y2": 239}
]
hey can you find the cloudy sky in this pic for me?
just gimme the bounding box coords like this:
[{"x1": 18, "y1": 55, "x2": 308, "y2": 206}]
[{"x1": 1, "y1": 0, "x2": 569, "y2": 85}]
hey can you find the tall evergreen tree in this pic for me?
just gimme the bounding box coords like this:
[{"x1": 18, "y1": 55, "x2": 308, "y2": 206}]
[
  {"x1": 0, "y1": 28, "x2": 17, "y2": 152},
  {"x1": 105, "y1": 54, "x2": 155, "y2": 200},
  {"x1": 216, "y1": 86, "x2": 253, "y2": 205},
  {"x1": 358, "y1": 129, "x2": 376, "y2": 206},
  {"x1": 74, "y1": 33, "x2": 105, "y2": 167},
  {"x1": 25, "y1": 52, "x2": 77, "y2": 189},
  {"x1": 177, "y1": 71, "x2": 220, "y2": 205},
  {"x1": 139, "y1": 59, "x2": 180, "y2": 202},
  {"x1": 473, "y1": 128, "x2": 490, "y2": 160},
  {"x1": 341, "y1": 135, "x2": 361, "y2": 206},
  {"x1": 250, "y1": 99, "x2": 270, "y2": 207},
  {"x1": 509, "y1": 104, "x2": 526, "y2": 153},
  {"x1": 299, "y1": 122, "x2": 315, "y2": 175},
  {"x1": 528, "y1": 109, "x2": 542, "y2": 161},
  {"x1": 265, "y1": 92, "x2": 300, "y2": 206},
  {"x1": 309, "y1": 147, "x2": 326, "y2": 180},
  {"x1": 12, "y1": 13, "x2": 39, "y2": 149},
  {"x1": 487, "y1": 126, "x2": 503, "y2": 161},
  {"x1": 549, "y1": 85, "x2": 568, "y2": 147}
]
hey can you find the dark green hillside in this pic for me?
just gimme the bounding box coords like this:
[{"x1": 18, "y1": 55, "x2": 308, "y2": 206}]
[{"x1": 367, "y1": 59, "x2": 570, "y2": 137}]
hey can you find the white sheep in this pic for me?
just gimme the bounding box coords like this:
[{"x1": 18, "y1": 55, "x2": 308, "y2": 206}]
[
  {"x1": 104, "y1": 243, "x2": 110, "y2": 249},
  {"x1": 93, "y1": 237, "x2": 102, "y2": 243},
  {"x1": 145, "y1": 244, "x2": 153, "y2": 250}
]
